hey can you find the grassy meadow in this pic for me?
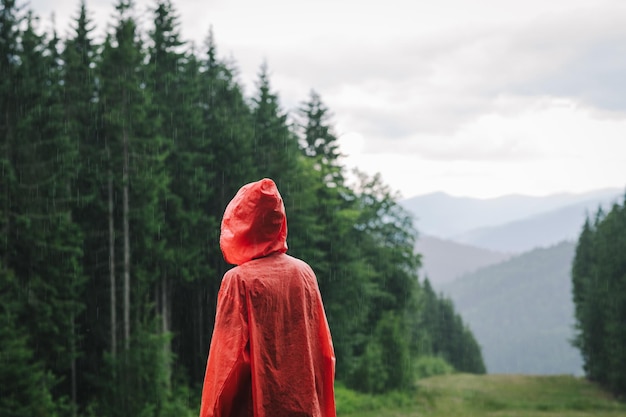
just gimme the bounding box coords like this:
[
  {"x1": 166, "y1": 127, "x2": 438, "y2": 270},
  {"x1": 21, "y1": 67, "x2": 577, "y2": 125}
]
[{"x1": 337, "y1": 374, "x2": 626, "y2": 417}]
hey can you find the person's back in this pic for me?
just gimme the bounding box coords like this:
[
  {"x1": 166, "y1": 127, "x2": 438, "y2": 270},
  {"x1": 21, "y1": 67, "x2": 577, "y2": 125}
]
[{"x1": 199, "y1": 178, "x2": 336, "y2": 417}]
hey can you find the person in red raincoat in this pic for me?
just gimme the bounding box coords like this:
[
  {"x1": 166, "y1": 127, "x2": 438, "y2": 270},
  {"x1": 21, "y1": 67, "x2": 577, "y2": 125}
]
[{"x1": 199, "y1": 178, "x2": 336, "y2": 417}]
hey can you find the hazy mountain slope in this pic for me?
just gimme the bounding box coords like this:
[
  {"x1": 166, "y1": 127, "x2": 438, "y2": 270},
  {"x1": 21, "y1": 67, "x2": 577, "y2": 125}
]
[
  {"x1": 454, "y1": 195, "x2": 622, "y2": 253},
  {"x1": 401, "y1": 188, "x2": 622, "y2": 238},
  {"x1": 442, "y1": 241, "x2": 582, "y2": 375},
  {"x1": 416, "y1": 235, "x2": 511, "y2": 287}
]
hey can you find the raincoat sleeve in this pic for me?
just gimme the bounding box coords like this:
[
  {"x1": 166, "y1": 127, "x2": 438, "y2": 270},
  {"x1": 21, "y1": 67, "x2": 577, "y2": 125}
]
[
  {"x1": 199, "y1": 271, "x2": 251, "y2": 417},
  {"x1": 320, "y1": 307, "x2": 336, "y2": 417}
]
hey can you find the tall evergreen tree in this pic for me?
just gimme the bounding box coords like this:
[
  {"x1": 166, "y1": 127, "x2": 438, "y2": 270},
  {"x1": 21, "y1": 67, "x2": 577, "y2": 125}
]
[
  {"x1": 572, "y1": 195, "x2": 626, "y2": 396},
  {"x1": 250, "y1": 62, "x2": 300, "y2": 190},
  {"x1": 168, "y1": 29, "x2": 258, "y2": 385},
  {"x1": 572, "y1": 209, "x2": 611, "y2": 386},
  {"x1": 603, "y1": 198, "x2": 626, "y2": 394},
  {"x1": 61, "y1": 2, "x2": 105, "y2": 410},
  {"x1": 294, "y1": 93, "x2": 371, "y2": 381},
  {"x1": 0, "y1": 5, "x2": 51, "y2": 414},
  {"x1": 98, "y1": 1, "x2": 171, "y2": 414},
  {"x1": 292, "y1": 90, "x2": 343, "y2": 266},
  {"x1": 571, "y1": 218, "x2": 600, "y2": 378},
  {"x1": 146, "y1": 0, "x2": 188, "y2": 391},
  {"x1": 0, "y1": 7, "x2": 86, "y2": 413},
  {"x1": 0, "y1": 0, "x2": 22, "y2": 268},
  {"x1": 298, "y1": 90, "x2": 344, "y2": 187}
]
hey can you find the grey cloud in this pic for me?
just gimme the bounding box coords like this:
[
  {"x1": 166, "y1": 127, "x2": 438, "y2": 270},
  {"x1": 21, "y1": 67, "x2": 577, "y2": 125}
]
[
  {"x1": 517, "y1": 41, "x2": 626, "y2": 110},
  {"x1": 264, "y1": 4, "x2": 626, "y2": 139},
  {"x1": 498, "y1": 4, "x2": 626, "y2": 110}
]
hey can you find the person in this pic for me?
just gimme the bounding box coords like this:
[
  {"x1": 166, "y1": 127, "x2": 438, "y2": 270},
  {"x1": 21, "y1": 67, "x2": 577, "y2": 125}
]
[{"x1": 199, "y1": 178, "x2": 336, "y2": 417}]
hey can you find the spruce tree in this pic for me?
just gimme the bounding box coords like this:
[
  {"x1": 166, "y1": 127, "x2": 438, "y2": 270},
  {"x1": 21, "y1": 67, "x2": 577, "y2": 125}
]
[
  {"x1": 572, "y1": 209, "x2": 610, "y2": 385},
  {"x1": 98, "y1": 1, "x2": 171, "y2": 413},
  {"x1": 572, "y1": 218, "x2": 597, "y2": 377},
  {"x1": 293, "y1": 91, "x2": 368, "y2": 380},
  {"x1": 146, "y1": 0, "x2": 187, "y2": 392},
  {"x1": 250, "y1": 62, "x2": 300, "y2": 190},
  {"x1": 0, "y1": 7, "x2": 86, "y2": 412},
  {"x1": 168, "y1": 29, "x2": 257, "y2": 385},
  {"x1": 298, "y1": 89, "x2": 344, "y2": 186},
  {"x1": 593, "y1": 201, "x2": 626, "y2": 393},
  {"x1": 0, "y1": 0, "x2": 22, "y2": 268},
  {"x1": 61, "y1": 2, "x2": 112, "y2": 409}
]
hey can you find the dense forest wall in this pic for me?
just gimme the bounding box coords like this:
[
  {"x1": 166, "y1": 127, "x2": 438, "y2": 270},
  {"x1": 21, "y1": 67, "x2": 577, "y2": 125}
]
[{"x1": 0, "y1": 0, "x2": 485, "y2": 415}]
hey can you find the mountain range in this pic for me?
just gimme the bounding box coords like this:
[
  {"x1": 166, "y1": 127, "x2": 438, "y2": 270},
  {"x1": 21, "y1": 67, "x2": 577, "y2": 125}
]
[
  {"x1": 401, "y1": 187, "x2": 624, "y2": 375},
  {"x1": 403, "y1": 187, "x2": 623, "y2": 283},
  {"x1": 415, "y1": 235, "x2": 511, "y2": 286},
  {"x1": 402, "y1": 187, "x2": 623, "y2": 248},
  {"x1": 441, "y1": 241, "x2": 582, "y2": 375}
]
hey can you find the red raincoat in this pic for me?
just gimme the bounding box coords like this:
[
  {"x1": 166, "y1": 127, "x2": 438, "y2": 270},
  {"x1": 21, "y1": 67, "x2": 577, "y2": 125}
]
[{"x1": 199, "y1": 178, "x2": 336, "y2": 417}]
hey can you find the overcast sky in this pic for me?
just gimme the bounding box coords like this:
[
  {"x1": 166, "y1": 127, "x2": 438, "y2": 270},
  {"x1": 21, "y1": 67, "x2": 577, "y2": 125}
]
[{"x1": 29, "y1": 0, "x2": 626, "y2": 199}]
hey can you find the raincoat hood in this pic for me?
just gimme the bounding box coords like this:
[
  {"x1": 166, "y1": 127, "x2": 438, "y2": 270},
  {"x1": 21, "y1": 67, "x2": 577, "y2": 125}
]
[{"x1": 220, "y1": 178, "x2": 288, "y2": 265}]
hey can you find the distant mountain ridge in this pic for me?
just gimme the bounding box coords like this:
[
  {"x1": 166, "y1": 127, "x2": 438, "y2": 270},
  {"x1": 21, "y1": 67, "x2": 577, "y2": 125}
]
[
  {"x1": 401, "y1": 188, "x2": 623, "y2": 240},
  {"x1": 404, "y1": 188, "x2": 624, "y2": 376},
  {"x1": 415, "y1": 235, "x2": 511, "y2": 287},
  {"x1": 441, "y1": 241, "x2": 582, "y2": 375},
  {"x1": 452, "y1": 194, "x2": 622, "y2": 253}
]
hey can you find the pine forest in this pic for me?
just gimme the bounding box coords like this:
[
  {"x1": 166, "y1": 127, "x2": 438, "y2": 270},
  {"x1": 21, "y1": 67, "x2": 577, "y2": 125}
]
[{"x1": 0, "y1": 0, "x2": 486, "y2": 415}]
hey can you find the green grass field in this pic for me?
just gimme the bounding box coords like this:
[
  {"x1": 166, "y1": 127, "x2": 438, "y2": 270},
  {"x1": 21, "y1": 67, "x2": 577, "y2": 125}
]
[{"x1": 337, "y1": 374, "x2": 626, "y2": 417}]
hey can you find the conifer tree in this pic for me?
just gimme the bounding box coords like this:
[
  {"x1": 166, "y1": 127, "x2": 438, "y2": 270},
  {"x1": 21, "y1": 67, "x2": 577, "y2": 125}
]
[
  {"x1": 294, "y1": 92, "x2": 369, "y2": 380},
  {"x1": 61, "y1": 2, "x2": 106, "y2": 409},
  {"x1": 604, "y1": 198, "x2": 626, "y2": 394},
  {"x1": 348, "y1": 172, "x2": 423, "y2": 388},
  {"x1": 298, "y1": 90, "x2": 344, "y2": 187},
  {"x1": 146, "y1": 0, "x2": 188, "y2": 390},
  {"x1": 0, "y1": 8, "x2": 86, "y2": 413},
  {"x1": 0, "y1": 266, "x2": 56, "y2": 416},
  {"x1": 250, "y1": 62, "x2": 300, "y2": 190},
  {"x1": 292, "y1": 90, "x2": 342, "y2": 267},
  {"x1": 572, "y1": 218, "x2": 598, "y2": 377},
  {"x1": 167, "y1": 29, "x2": 258, "y2": 385},
  {"x1": 573, "y1": 199, "x2": 626, "y2": 394},
  {"x1": 0, "y1": 0, "x2": 22, "y2": 268},
  {"x1": 60, "y1": 4, "x2": 131, "y2": 410},
  {"x1": 572, "y1": 210, "x2": 610, "y2": 385},
  {"x1": 98, "y1": 1, "x2": 171, "y2": 413},
  {"x1": 0, "y1": 5, "x2": 50, "y2": 414},
  {"x1": 419, "y1": 278, "x2": 486, "y2": 374}
]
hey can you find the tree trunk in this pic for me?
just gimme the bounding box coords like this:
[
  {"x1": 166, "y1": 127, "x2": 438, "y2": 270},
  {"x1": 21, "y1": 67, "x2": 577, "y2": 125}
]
[
  {"x1": 70, "y1": 313, "x2": 77, "y2": 417},
  {"x1": 161, "y1": 275, "x2": 171, "y2": 389},
  {"x1": 123, "y1": 127, "x2": 130, "y2": 351},
  {"x1": 66, "y1": 187, "x2": 78, "y2": 417},
  {"x1": 108, "y1": 163, "x2": 117, "y2": 357}
]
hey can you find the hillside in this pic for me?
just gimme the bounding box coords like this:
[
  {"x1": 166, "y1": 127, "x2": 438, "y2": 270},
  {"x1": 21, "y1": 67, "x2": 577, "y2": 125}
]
[
  {"x1": 338, "y1": 374, "x2": 626, "y2": 417},
  {"x1": 441, "y1": 241, "x2": 583, "y2": 375},
  {"x1": 415, "y1": 235, "x2": 511, "y2": 287},
  {"x1": 414, "y1": 374, "x2": 626, "y2": 417},
  {"x1": 453, "y1": 195, "x2": 623, "y2": 253}
]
